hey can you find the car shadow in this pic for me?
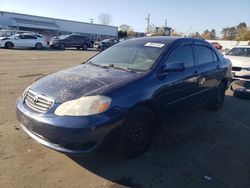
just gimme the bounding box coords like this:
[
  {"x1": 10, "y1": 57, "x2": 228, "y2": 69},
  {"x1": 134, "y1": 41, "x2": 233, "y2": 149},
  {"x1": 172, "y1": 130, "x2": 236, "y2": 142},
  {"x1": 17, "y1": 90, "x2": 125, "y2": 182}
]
[{"x1": 69, "y1": 94, "x2": 250, "y2": 188}]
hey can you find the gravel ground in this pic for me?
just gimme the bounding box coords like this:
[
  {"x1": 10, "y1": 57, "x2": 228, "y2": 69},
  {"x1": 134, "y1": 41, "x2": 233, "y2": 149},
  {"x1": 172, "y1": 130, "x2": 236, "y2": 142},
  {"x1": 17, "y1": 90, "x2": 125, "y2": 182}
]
[{"x1": 0, "y1": 48, "x2": 250, "y2": 188}]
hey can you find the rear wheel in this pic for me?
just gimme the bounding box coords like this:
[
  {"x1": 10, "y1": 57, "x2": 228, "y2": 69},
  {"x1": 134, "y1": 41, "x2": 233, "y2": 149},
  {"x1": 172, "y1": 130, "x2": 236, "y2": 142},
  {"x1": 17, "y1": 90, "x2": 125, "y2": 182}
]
[
  {"x1": 35, "y1": 43, "x2": 42, "y2": 49},
  {"x1": 59, "y1": 43, "x2": 66, "y2": 50},
  {"x1": 82, "y1": 43, "x2": 88, "y2": 50},
  {"x1": 118, "y1": 107, "x2": 154, "y2": 158},
  {"x1": 5, "y1": 42, "x2": 14, "y2": 49},
  {"x1": 206, "y1": 83, "x2": 225, "y2": 111}
]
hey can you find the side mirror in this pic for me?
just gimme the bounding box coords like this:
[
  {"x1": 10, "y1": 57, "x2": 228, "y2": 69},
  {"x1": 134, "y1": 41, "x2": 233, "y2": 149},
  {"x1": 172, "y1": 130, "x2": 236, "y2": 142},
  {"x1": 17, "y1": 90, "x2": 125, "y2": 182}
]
[{"x1": 158, "y1": 62, "x2": 185, "y2": 77}]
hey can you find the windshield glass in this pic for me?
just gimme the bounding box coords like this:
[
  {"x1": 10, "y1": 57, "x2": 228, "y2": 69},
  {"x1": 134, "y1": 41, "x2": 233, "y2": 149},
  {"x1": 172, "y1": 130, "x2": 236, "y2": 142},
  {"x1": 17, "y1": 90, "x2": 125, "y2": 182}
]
[
  {"x1": 227, "y1": 47, "x2": 250, "y2": 57},
  {"x1": 89, "y1": 40, "x2": 165, "y2": 71},
  {"x1": 57, "y1": 35, "x2": 69, "y2": 39}
]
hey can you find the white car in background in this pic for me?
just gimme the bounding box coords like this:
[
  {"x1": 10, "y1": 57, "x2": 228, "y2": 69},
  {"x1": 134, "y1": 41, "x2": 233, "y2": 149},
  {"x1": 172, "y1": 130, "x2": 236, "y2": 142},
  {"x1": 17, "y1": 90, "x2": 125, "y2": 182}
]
[
  {"x1": 0, "y1": 33, "x2": 47, "y2": 49},
  {"x1": 224, "y1": 46, "x2": 250, "y2": 81}
]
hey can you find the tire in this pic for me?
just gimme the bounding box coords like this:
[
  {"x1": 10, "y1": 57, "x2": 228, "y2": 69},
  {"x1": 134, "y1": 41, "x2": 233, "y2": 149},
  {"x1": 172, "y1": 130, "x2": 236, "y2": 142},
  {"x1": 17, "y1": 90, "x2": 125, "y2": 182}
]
[
  {"x1": 206, "y1": 83, "x2": 226, "y2": 111},
  {"x1": 35, "y1": 43, "x2": 42, "y2": 49},
  {"x1": 5, "y1": 42, "x2": 14, "y2": 49},
  {"x1": 82, "y1": 43, "x2": 88, "y2": 50},
  {"x1": 76, "y1": 47, "x2": 81, "y2": 50},
  {"x1": 59, "y1": 43, "x2": 66, "y2": 50},
  {"x1": 90, "y1": 42, "x2": 94, "y2": 48},
  {"x1": 118, "y1": 107, "x2": 154, "y2": 158},
  {"x1": 233, "y1": 88, "x2": 250, "y2": 100},
  {"x1": 102, "y1": 45, "x2": 107, "y2": 50}
]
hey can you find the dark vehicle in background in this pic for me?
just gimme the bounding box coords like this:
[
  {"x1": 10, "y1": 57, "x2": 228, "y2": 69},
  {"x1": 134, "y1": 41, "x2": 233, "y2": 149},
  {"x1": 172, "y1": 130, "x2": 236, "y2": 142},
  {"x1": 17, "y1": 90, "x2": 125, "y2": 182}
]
[
  {"x1": 50, "y1": 34, "x2": 92, "y2": 50},
  {"x1": 97, "y1": 38, "x2": 118, "y2": 51},
  {"x1": 16, "y1": 37, "x2": 231, "y2": 158},
  {"x1": 211, "y1": 42, "x2": 223, "y2": 50}
]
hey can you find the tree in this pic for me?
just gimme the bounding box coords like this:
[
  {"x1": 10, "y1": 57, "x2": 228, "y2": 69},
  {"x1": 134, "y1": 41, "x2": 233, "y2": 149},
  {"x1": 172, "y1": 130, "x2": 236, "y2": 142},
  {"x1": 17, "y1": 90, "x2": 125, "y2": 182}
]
[
  {"x1": 202, "y1": 29, "x2": 210, "y2": 39},
  {"x1": 221, "y1": 27, "x2": 238, "y2": 40},
  {"x1": 210, "y1": 29, "x2": 216, "y2": 39},
  {"x1": 236, "y1": 22, "x2": 248, "y2": 40},
  {"x1": 119, "y1": 24, "x2": 133, "y2": 32},
  {"x1": 118, "y1": 30, "x2": 128, "y2": 38},
  {"x1": 190, "y1": 32, "x2": 201, "y2": 38},
  {"x1": 98, "y1": 13, "x2": 112, "y2": 25}
]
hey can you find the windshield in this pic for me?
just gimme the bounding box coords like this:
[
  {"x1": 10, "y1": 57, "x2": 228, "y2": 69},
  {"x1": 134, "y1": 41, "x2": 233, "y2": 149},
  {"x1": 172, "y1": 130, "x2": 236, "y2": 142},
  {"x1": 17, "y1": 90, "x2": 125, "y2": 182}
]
[
  {"x1": 57, "y1": 35, "x2": 69, "y2": 39},
  {"x1": 227, "y1": 47, "x2": 250, "y2": 57},
  {"x1": 89, "y1": 40, "x2": 165, "y2": 71}
]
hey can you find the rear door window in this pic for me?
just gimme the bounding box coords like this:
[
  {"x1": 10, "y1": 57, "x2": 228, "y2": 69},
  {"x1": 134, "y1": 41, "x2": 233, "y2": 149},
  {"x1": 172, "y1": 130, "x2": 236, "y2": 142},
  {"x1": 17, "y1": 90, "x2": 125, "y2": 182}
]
[
  {"x1": 21, "y1": 35, "x2": 37, "y2": 39},
  {"x1": 167, "y1": 45, "x2": 195, "y2": 68},
  {"x1": 194, "y1": 45, "x2": 214, "y2": 64}
]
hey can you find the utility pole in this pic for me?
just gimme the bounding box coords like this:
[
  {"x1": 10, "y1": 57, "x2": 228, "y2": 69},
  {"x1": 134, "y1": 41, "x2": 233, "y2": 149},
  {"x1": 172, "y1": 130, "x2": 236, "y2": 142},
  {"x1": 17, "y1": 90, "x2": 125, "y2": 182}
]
[
  {"x1": 89, "y1": 18, "x2": 94, "y2": 23},
  {"x1": 145, "y1": 13, "x2": 150, "y2": 33},
  {"x1": 164, "y1": 19, "x2": 167, "y2": 27}
]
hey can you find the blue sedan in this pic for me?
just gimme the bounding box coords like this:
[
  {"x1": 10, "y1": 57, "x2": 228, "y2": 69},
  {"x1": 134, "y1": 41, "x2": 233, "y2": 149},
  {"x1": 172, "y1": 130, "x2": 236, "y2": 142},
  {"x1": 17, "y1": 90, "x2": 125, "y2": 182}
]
[{"x1": 16, "y1": 37, "x2": 231, "y2": 158}]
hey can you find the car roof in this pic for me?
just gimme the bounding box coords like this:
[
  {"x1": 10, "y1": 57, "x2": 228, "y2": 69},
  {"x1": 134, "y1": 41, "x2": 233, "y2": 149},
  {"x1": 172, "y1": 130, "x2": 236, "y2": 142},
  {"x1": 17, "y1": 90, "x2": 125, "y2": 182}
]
[
  {"x1": 234, "y1": 45, "x2": 250, "y2": 48},
  {"x1": 123, "y1": 36, "x2": 207, "y2": 46}
]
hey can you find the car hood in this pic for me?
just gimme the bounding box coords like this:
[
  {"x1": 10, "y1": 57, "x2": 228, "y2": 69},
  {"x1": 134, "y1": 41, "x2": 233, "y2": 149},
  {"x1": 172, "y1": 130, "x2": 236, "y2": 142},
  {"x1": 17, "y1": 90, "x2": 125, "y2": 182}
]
[
  {"x1": 225, "y1": 55, "x2": 250, "y2": 67},
  {"x1": 30, "y1": 64, "x2": 143, "y2": 103}
]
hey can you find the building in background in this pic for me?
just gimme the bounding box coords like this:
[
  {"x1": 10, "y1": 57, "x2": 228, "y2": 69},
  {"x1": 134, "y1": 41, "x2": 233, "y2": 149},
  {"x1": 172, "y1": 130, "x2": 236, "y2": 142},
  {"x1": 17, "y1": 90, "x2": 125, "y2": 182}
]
[{"x1": 0, "y1": 11, "x2": 118, "y2": 42}]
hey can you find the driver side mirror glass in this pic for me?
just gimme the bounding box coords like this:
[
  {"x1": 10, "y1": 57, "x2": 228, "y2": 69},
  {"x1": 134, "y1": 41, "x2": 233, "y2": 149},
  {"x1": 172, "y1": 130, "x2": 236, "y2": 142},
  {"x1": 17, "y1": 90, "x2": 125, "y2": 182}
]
[{"x1": 164, "y1": 62, "x2": 185, "y2": 72}]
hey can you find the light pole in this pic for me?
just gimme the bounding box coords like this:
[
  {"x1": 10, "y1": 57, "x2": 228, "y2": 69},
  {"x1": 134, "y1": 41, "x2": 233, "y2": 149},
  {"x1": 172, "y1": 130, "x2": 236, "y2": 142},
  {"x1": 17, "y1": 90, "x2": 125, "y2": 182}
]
[{"x1": 145, "y1": 13, "x2": 150, "y2": 33}]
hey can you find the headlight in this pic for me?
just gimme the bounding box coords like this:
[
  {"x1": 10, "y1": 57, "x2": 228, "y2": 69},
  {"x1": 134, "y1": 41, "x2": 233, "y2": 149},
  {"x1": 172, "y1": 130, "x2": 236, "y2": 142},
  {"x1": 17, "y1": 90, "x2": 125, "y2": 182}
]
[
  {"x1": 55, "y1": 95, "x2": 111, "y2": 116},
  {"x1": 242, "y1": 67, "x2": 250, "y2": 71}
]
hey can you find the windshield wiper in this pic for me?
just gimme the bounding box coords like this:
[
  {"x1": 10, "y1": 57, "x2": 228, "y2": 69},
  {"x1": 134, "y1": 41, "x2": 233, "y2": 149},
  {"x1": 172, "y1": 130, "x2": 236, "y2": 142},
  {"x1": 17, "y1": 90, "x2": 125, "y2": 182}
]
[
  {"x1": 87, "y1": 61, "x2": 109, "y2": 68},
  {"x1": 104, "y1": 64, "x2": 136, "y2": 73}
]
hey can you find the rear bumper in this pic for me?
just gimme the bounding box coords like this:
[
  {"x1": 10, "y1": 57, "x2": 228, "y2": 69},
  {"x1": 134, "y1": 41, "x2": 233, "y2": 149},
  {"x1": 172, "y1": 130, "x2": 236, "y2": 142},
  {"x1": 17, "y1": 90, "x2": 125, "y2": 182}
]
[{"x1": 16, "y1": 98, "x2": 124, "y2": 155}]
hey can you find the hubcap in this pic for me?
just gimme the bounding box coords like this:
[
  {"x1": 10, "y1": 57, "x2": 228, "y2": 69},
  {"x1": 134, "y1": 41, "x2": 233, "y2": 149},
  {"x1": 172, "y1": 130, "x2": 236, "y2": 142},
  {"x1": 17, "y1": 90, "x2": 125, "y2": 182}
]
[{"x1": 128, "y1": 118, "x2": 148, "y2": 144}]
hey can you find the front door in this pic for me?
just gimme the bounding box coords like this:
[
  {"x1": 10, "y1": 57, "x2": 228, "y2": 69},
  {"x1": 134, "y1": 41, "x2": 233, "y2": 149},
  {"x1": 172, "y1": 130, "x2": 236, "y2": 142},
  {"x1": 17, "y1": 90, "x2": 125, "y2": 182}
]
[{"x1": 160, "y1": 44, "x2": 200, "y2": 120}]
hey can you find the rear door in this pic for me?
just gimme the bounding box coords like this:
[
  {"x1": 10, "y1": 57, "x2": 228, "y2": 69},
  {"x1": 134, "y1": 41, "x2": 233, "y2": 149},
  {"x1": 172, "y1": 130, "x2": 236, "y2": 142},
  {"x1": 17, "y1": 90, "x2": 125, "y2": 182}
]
[
  {"x1": 19, "y1": 35, "x2": 37, "y2": 47},
  {"x1": 160, "y1": 42, "x2": 200, "y2": 120},
  {"x1": 193, "y1": 43, "x2": 221, "y2": 102}
]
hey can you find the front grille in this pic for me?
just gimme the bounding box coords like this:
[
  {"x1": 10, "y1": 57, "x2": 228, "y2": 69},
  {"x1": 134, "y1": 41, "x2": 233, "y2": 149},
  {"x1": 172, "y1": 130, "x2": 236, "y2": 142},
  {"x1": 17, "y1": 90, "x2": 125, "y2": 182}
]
[
  {"x1": 24, "y1": 90, "x2": 54, "y2": 113},
  {"x1": 232, "y1": 66, "x2": 242, "y2": 71}
]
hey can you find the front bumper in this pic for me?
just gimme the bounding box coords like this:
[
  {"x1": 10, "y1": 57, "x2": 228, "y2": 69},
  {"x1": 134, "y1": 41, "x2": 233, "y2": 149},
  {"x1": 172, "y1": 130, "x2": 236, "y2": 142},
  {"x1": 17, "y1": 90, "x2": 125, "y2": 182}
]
[
  {"x1": 49, "y1": 42, "x2": 60, "y2": 48},
  {"x1": 16, "y1": 98, "x2": 124, "y2": 155},
  {"x1": 232, "y1": 70, "x2": 250, "y2": 81}
]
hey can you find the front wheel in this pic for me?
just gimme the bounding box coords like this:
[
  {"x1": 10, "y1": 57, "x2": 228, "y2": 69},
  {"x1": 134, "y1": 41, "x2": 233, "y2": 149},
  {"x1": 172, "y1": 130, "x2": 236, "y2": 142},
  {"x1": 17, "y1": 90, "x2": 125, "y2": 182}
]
[
  {"x1": 118, "y1": 107, "x2": 154, "y2": 158},
  {"x1": 206, "y1": 83, "x2": 225, "y2": 111},
  {"x1": 35, "y1": 43, "x2": 43, "y2": 49},
  {"x1": 5, "y1": 42, "x2": 14, "y2": 49}
]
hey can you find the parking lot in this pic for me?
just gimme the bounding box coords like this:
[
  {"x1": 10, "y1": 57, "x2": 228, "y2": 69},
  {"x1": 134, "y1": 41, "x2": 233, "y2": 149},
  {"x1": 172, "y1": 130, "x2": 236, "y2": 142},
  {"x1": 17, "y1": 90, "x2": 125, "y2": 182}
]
[{"x1": 1, "y1": 49, "x2": 250, "y2": 188}]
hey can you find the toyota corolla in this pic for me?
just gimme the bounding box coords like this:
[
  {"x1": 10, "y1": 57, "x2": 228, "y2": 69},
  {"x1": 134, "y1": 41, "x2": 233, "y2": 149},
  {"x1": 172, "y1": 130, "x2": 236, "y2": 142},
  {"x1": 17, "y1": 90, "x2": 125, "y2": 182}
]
[{"x1": 16, "y1": 37, "x2": 231, "y2": 158}]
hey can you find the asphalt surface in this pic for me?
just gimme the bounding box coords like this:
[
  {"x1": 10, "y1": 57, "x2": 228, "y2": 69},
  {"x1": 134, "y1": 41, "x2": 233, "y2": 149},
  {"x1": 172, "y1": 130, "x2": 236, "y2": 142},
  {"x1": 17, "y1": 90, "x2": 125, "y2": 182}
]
[{"x1": 0, "y1": 48, "x2": 250, "y2": 188}]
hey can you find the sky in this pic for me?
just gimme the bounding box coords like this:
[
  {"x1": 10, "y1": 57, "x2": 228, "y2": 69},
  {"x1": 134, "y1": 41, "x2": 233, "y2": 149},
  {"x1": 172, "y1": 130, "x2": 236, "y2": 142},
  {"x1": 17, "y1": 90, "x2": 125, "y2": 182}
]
[{"x1": 0, "y1": 0, "x2": 250, "y2": 35}]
